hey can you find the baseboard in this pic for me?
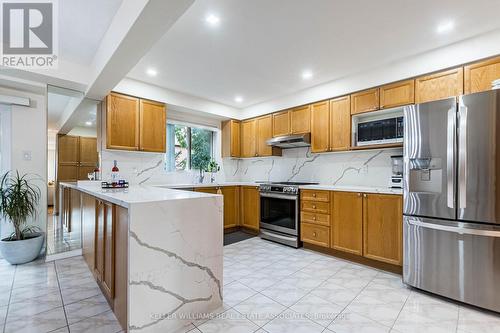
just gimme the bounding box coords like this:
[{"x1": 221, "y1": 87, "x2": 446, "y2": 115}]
[{"x1": 303, "y1": 243, "x2": 402, "y2": 275}]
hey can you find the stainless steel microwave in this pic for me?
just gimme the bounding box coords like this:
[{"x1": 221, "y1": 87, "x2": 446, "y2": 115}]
[{"x1": 356, "y1": 116, "x2": 403, "y2": 146}]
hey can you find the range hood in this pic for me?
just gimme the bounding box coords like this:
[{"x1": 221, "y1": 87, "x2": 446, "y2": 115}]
[{"x1": 266, "y1": 133, "x2": 311, "y2": 148}]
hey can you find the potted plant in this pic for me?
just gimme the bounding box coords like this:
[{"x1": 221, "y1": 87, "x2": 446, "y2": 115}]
[{"x1": 0, "y1": 171, "x2": 43, "y2": 264}]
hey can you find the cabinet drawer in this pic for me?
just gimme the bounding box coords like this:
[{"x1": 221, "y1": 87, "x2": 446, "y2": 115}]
[
  {"x1": 301, "y1": 212, "x2": 330, "y2": 226},
  {"x1": 301, "y1": 190, "x2": 330, "y2": 202},
  {"x1": 301, "y1": 201, "x2": 330, "y2": 214},
  {"x1": 301, "y1": 223, "x2": 330, "y2": 247}
]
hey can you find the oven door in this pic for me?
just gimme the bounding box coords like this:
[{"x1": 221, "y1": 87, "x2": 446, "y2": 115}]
[{"x1": 260, "y1": 192, "x2": 299, "y2": 236}]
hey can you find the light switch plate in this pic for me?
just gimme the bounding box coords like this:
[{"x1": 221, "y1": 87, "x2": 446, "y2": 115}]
[{"x1": 22, "y1": 151, "x2": 32, "y2": 161}]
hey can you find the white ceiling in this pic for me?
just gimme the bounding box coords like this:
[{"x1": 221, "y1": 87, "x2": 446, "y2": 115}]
[
  {"x1": 47, "y1": 92, "x2": 71, "y2": 128},
  {"x1": 59, "y1": 0, "x2": 123, "y2": 66},
  {"x1": 127, "y1": 0, "x2": 500, "y2": 108}
]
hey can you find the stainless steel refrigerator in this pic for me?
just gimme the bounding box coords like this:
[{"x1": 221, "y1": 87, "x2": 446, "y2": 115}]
[{"x1": 403, "y1": 90, "x2": 500, "y2": 312}]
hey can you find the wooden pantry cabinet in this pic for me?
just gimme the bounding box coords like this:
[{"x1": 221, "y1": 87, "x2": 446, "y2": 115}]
[
  {"x1": 105, "y1": 92, "x2": 166, "y2": 152},
  {"x1": 240, "y1": 186, "x2": 260, "y2": 231},
  {"x1": 415, "y1": 67, "x2": 464, "y2": 103},
  {"x1": 241, "y1": 116, "x2": 281, "y2": 158},
  {"x1": 310, "y1": 97, "x2": 351, "y2": 153},
  {"x1": 222, "y1": 120, "x2": 241, "y2": 158},
  {"x1": 464, "y1": 56, "x2": 500, "y2": 94}
]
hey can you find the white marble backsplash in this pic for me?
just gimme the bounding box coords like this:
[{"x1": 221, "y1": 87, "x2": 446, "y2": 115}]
[
  {"x1": 223, "y1": 147, "x2": 402, "y2": 188},
  {"x1": 101, "y1": 147, "x2": 401, "y2": 188}
]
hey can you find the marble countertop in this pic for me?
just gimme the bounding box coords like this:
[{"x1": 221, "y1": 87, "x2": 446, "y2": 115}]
[
  {"x1": 155, "y1": 182, "x2": 403, "y2": 195},
  {"x1": 59, "y1": 181, "x2": 220, "y2": 208},
  {"x1": 298, "y1": 184, "x2": 402, "y2": 195}
]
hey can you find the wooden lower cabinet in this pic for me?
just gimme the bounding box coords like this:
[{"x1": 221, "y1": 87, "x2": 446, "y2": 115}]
[
  {"x1": 240, "y1": 186, "x2": 260, "y2": 231},
  {"x1": 221, "y1": 186, "x2": 240, "y2": 229},
  {"x1": 332, "y1": 192, "x2": 363, "y2": 255},
  {"x1": 81, "y1": 193, "x2": 96, "y2": 271},
  {"x1": 301, "y1": 223, "x2": 330, "y2": 247},
  {"x1": 195, "y1": 187, "x2": 240, "y2": 229},
  {"x1": 81, "y1": 192, "x2": 128, "y2": 331},
  {"x1": 363, "y1": 194, "x2": 403, "y2": 265},
  {"x1": 301, "y1": 190, "x2": 403, "y2": 268}
]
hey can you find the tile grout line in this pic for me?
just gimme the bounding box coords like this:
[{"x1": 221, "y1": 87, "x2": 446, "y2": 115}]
[
  {"x1": 2, "y1": 264, "x2": 17, "y2": 333},
  {"x1": 53, "y1": 260, "x2": 71, "y2": 331},
  {"x1": 388, "y1": 288, "x2": 411, "y2": 332}
]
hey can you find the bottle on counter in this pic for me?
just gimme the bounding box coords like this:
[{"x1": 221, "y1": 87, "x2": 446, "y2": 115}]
[
  {"x1": 111, "y1": 160, "x2": 120, "y2": 185},
  {"x1": 93, "y1": 163, "x2": 101, "y2": 181}
]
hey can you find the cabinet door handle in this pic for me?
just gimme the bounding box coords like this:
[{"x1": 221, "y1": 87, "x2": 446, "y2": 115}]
[
  {"x1": 312, "y1": 193, "x2": 317, "y2": 197},
  {"x1": 363, "y1": 194, "x2": 367, "y2": 198},
  {"x1": 313, "y1": 232, "x2": 317, "y2": 237},
  {"x1": 312, "y1": 205, "x2": 316, "y2": 209},
  {"x1": 312, "y1": 216, "x2": 316, "y2": 220},
  {"x1": 357, "y1": 193, "x2": 361, "y2": 197}
]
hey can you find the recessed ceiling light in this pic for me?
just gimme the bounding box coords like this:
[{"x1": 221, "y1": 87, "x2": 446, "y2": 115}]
[
  {"x1": 302, "y1": 70, "x2": 313, "y2": 80},
  {"x1": 205, "y1": 14, "x2": 220, "y2": 26},
  {"x1": 85, "y1": 121, "x2": 92, "y2": 126},
  {"x1": 146, "y1": 68, "x2": 158, "y2": 77},
  {"x1": 437, "y1": 20, "x2": 454, "y2": 34},
  {"x1": 234, "y1": 96, "x2": 243, "y2": 103}
]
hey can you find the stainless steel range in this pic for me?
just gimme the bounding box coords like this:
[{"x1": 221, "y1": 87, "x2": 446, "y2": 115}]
[{"x1": 259, "y1": 182, "x2": 318, "y2": 248}]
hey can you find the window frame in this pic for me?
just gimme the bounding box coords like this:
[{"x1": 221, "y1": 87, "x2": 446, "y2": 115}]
[{"x1": 166, "y1": 120, "x2": 216, "y2": 172}]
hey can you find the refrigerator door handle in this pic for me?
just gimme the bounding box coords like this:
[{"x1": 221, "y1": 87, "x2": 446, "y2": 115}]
[
  {"x1": 447, "y1": 107, "x2": 456, "y2": 209},
  {"x1": 407, "y1": 219, "x2": 500, "y2": 237},
  {"x1": 458, "y1": 99, "x2": 468, "y2": 209}
]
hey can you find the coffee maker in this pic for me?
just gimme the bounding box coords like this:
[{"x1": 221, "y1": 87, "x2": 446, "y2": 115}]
[{"x1": 390, "y1": 155, "x2": 403, "y2": 188}]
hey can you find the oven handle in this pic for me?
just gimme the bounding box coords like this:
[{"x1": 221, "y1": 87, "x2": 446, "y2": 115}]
[
  {"x1": 260, "y1": 230, "x2": 298, "y2": 241},
  {"x1": 260, "y1": 192, "x2": 298, "y2": 200}
]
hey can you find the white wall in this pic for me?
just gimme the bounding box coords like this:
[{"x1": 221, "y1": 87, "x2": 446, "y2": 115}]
[{"x1": 0, "y1": 86, "x2": 47, "y2": 239}]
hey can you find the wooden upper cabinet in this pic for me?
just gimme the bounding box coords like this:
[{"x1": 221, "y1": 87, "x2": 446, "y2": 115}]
[
  {"x1": 310, "y1": 100, "x2": 330, "y2": 153},
  {"x1": 363, "y1": 194, "x2": 403, "y2": 266},
  {"x1": 106, "y1": 93, "x2": 140, "y2": 151},
  {"x1": 241, "y1": 119, "x2": 257, "y2": 158},
  {"x1": 379, "y1": 79, "x2": 415, "y2": 109},
  {"x1": 257, "y1": 115, "x2": 281, "y2": 157},
  {"x1": 240, "y1": 186, "x2": 260, "y2": 231},
  {"x1": 290, "y1": 105, "x2": 311, "y2": 134},
  {"x1": 222, "y1": 120, "x2": 241, "y2": 158},
  {"x1": 415, "y1": 67, "x2": 464, "y2": 103},
  {"x1": 272, "y1": 111, "x2": 290, "y2": 137},
  {"x1": 139, "y1": 99, "x2": 166, "y2": 152},
  {"x1": 332, "y1": 191, "x2": 363, "y2": 255},
  {"x1": 351, "y1": 88, "x2": 379, "y2": 114},
  {"x1": 464, "y1": 56, "x2": 500, "y2": 94},
  {"x1": 330, "y1": 96, "x2": 351, "y2": 151}
]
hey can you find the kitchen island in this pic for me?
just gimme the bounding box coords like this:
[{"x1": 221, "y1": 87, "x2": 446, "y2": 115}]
[{"x1": 59, "y1": 182, "x2": 223, "y2": 333}]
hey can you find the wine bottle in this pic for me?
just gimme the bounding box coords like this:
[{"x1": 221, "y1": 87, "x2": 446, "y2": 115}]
[{"x1": 111, "y1": 160, "x2": 119, "y2": 184}]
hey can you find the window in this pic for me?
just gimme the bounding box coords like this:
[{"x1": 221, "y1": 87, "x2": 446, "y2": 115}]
[{"x1": 166, "y1": 123, "x2": 215, "y2": 171}]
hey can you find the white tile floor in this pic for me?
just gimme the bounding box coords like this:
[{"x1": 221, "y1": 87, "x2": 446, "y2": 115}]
[{"x1": 1, "y1": 237, "x2": 500, "y2": 333}]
